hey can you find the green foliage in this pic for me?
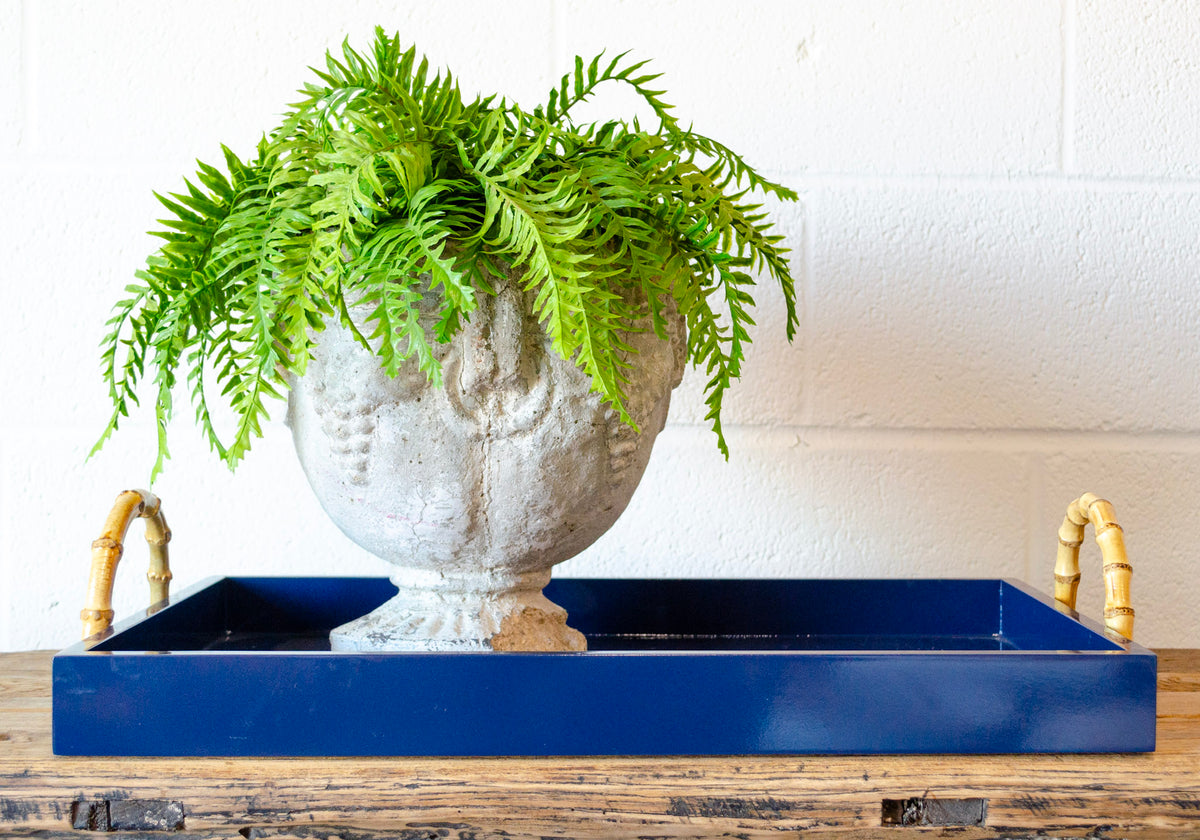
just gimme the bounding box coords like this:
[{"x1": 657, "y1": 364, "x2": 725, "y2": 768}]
[{"x1": 95, "y1": 28, "x2": 799, "y2": 479}]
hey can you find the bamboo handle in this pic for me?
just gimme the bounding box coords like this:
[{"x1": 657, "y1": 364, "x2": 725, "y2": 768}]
[
  {"x1": 81, "y1": 489, "x2": 173, "y2": 640},
  {"x1": 1053, "y1": 492, "x2": 1134, "y2": 640}
]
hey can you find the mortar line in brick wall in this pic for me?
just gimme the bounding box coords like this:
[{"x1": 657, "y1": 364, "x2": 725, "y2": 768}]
[
  {"x1": 17, "y1": 0, "x2": 31, "y2": 156},
  {"x1": 663, "y1": 422, "x2": 1200, "y2": 454},
  {"x1": 6, "y1": 164, "x2": 1200, "y2": 193},
  {"x1": 769, "y1": 170, "x2": 1200, "y2": 193},
  {"x1": 800, "y1": 191, "x2": 814, "y2": 427},
  {"x1": 1059, "y1": 0, "x2": 1078, "y2": 174}
]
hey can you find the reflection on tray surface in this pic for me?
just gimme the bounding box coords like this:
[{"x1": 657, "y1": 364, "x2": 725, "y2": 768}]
[
  {"x1": 587, "y1": 633, "x2": 1016, "y2": 651},
  {"x1": 203, "y1": 631, "x2": 333, "y2": 651},
  {"x1": 176, "y1": 631, "x2": 1017, "y2": 652}
]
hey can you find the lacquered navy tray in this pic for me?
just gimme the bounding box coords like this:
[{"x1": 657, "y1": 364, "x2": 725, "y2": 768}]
[{"x1": 52, "y1": 577, "x2": 1156, "y2": 756}]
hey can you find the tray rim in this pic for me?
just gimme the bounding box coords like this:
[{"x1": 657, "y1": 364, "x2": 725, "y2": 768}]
[{"x1": 55, "y1": 575, "x2": 1156, "y2": 660}]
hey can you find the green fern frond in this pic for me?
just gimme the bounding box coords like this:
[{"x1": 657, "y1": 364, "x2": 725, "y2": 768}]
[
  {"x1": 538, "y1": 51, "x2": 679, "y2": 133},
  {"x1": 353, "y1": 226, "x2": 439, "y2": 382},
  {"x1": 95, "y1": 28, "x2": 799, "y2": 479}
]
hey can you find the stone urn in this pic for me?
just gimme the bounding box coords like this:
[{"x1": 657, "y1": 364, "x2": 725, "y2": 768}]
[{"x1": 285, "y1": 272, "x2": 686, "y2": 651}]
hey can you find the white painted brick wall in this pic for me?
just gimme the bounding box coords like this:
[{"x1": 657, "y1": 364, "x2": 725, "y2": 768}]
[{"x1": 2, "y1": 0, "x2": 1198, "y2": 651}]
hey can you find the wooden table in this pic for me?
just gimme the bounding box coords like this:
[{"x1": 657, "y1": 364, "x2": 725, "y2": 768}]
[{"x1": 2, "y1": 649, "x2": 1198, "y2": 839}]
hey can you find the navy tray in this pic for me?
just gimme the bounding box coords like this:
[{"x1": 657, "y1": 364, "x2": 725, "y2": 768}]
[{"x1": 52, "y1": 577, "x2": 1156, "y2": 756}]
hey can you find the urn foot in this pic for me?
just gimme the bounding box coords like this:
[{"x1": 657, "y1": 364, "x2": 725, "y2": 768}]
[{"x1": 329, "y1": 568, "x2": 587, "y2": 652}]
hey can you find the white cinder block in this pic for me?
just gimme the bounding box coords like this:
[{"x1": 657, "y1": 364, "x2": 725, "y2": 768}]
[
  {"x1": 1075, "y1": 0, "x2": 1200, "y2": 177},
  {"x1": 557, "y1": 0, "x2": 1060, "y2": 175},
  {"x1": 564, "y1": 427, "x2": 1029, "y2": 582},
  {"x1": 28, "y1": 0, "x2": 555, "y2": 169},
  {"x1": 0, "y1": 167, "x2": 171, "y2": 431},
  {"x1": 0, "y1": 5, "x2": 22, "y2": 155},
  {"x1": 562, "y1": 426, "x2": 818, "y2": 579},
  {"x1": 811, "y1": 185, "x2": 1200, "y2": 432},
  {"x1": 801, "y1": 444, "x2": 1030, "y2": 580},
  {"x1": 1034, "y1": 449, "x2": 1200, "y2": 649}
]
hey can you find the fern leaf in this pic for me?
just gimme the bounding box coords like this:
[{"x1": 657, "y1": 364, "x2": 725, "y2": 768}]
[{"x1": 97, "y1": 28, "x2": 801, "y2": 476}]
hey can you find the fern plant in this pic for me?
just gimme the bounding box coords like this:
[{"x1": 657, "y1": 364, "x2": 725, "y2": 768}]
[{"x1": 95, "y1": 27, "x2": 798, "y2": 479}]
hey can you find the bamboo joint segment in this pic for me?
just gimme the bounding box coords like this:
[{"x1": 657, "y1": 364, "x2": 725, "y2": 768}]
[
  {"x1": 82, "y1": 490, "x2": 172, "y2": 640},
  {"x1": 1052, "y1": 492, "x2": 1134, "y2": 640}
]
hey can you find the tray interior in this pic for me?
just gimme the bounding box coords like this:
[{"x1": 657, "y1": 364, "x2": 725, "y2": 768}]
[{"x1": 86, "y1": 577, "x2": 1125, "y2": 654}]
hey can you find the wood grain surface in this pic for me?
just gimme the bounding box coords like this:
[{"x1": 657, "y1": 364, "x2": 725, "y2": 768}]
[{"x1": 2, "y1": 650, "x2": 1198, "y2": 839}]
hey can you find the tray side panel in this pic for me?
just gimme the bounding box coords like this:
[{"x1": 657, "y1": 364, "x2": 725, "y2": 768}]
[
  {"x1": 87, "y1": 577, "x2": 399, "y2": 651},
  {"x1": 52, "y1": 649, "x2": 1156, "y2": 756},
  {"x1": 999, "y1": 580, "x2": 1129, "y2": 651},
  {"x1": 547, "y1": 579, "x2": 1005, "y2": 638}
]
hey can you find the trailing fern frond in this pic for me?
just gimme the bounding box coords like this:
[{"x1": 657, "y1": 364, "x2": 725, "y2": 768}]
[{"x1": 95, "y1": 26, "x2": 798, "y2": 478}]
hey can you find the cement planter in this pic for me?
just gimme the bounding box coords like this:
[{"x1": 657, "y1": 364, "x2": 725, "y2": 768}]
[{"x1": 286, "y1": 276, "x2": 686, "y2": 651}]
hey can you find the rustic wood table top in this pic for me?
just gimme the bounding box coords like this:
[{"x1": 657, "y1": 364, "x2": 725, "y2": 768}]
[{"x1": 1, "y1": 649, "x2": 1198, "y2": 839}]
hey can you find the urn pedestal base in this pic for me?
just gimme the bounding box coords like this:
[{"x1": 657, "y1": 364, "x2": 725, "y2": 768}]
[{"x1": 329, "y1": 568, "x2": 587, "y2": 652}]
